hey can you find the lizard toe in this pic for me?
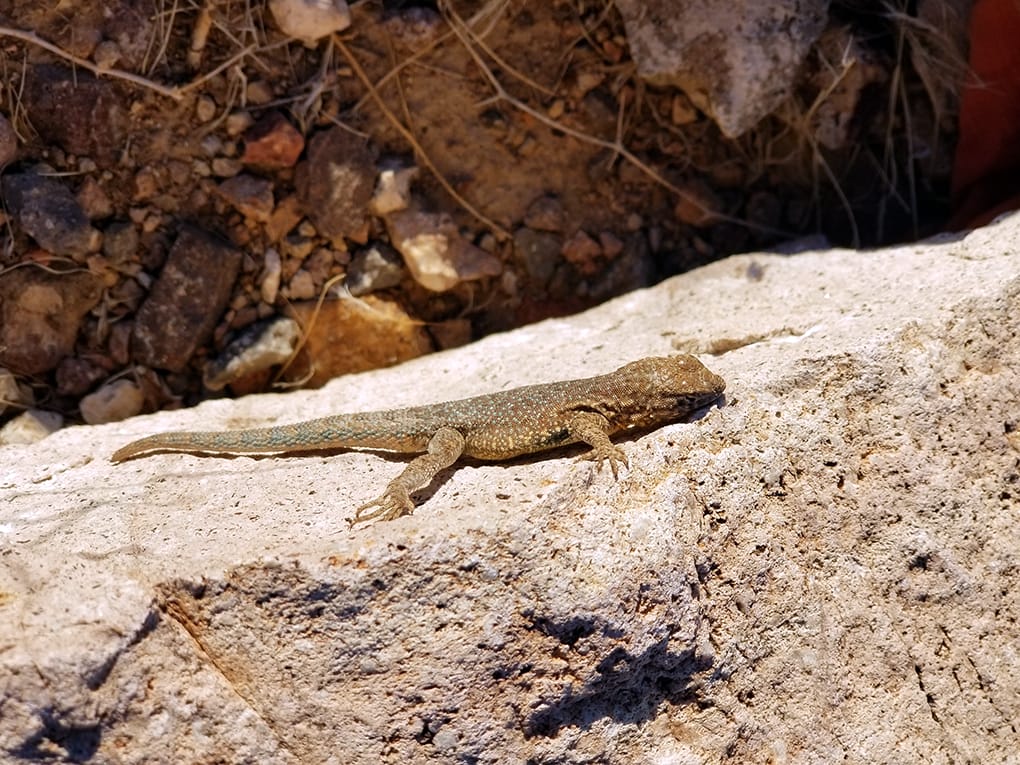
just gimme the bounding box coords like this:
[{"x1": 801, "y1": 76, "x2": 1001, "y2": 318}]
[
  {"x1": 578, "y1": 445, "x2": 629, "y2": 480},
  {"x1": 350, "y1": 487, "x2": 415, "y2": 527}
]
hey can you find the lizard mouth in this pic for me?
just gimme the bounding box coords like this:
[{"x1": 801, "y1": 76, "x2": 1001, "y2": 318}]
[{"x1": 678, "y1": 389, "x2": 725, "y2": 413}]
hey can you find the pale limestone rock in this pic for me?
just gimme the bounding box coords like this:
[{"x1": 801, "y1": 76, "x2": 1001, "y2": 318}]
[
  {"x1": 346, "y1": 242, "x2": 405, "y2": 296},
  {"x1": 0, "y1": 408, "x2": 62, "y2": 444},
  {"x1": 203, "y1": 317, "x2": 301, "y2": 391},
  {"x1": 79, "y1": 380, "x2": 144, "y2": 425},
  {"x1": 2, "y1": 213, "x2": 1020, "y2": 762},
  {"x1": 369, "y1": 164, "x2": 418, "y2": 216},
  {"x1": 269, "y1": 0, "x2": 350, "y2": 44},
  {"x1": 387, "y1": 209, "x2": 502, "y2": 291},
  {"x1": 0, "y1": 368, "x2": 32, "y2": 416},
  {"x1": 615, "y1": 0, "x2": 828, "y2": 137},
  {"x1": 260, "y1": 247, "x2": 283, "y2": 304}
]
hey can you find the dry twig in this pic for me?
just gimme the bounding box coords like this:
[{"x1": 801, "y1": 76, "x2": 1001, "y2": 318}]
[
  {"x1": 0, "y1": 25, "x2": 185, "y2": 99},
  {"x1": 333, "y1": 35, "x2": 510, "y2": 237}
]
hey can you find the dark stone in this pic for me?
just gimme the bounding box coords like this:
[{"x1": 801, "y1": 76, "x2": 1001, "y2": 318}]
[
  {"x1": 0, "y1": 113, "x2": 17, "y2": 167},
  {"x1": 23, "y1": 64, "x2": 127, "y2": 168},
  {"x1": 347, "y1": 242, "x2": 405, "y2": 295},
  {"x1": 102, "y1": 0, "x2": 158, "y2": 71},
  {"x1": 216, "y1": 174, "x2": 275, "y2": 222},
  {"x1": 131, "y1": 225, "x2": 243, "y2": 371},
  {"x1": 0, "y1": 269, "x2": 103, "y2": 375},
  {"x1": 513, "y1": 227, "x2": 561, "y2": 287},
  {"x1": 2, "y1": 172, "x2": 98, "y2": 256},
  {"x1": 295, "y1": 127, "x2": 376, "y2": 240},
  {"x1": 523, "y1": 195, "x2": 566, "y2": 232},
  {"x1": 55, "y1": 357, "x2": 107, "y2": 397},
  {"x1": 102, "y1": 221, "x2": 140, "y2": 266}
]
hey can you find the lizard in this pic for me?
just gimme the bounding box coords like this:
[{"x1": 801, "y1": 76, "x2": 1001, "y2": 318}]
[{"x1": 111, "y1": 354, "x2": 726, "y2": 526}]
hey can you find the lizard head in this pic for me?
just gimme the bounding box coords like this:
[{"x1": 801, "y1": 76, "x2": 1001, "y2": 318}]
[{"x1": 609, "y1": 354, "x2": 726, "y2": 427}]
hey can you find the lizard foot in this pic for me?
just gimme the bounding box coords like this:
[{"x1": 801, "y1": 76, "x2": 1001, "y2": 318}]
[
  {"x1": 349, "y1": 485, "x2": 415, "y2": 527},
  {"x1": 579, "y1": 444, "x2": 629, "y2": 479}
]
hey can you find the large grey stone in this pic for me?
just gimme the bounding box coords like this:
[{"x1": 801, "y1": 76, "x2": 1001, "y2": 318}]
[{"x1": 615, "y1": 0, "x2": 829, "y2": 137}]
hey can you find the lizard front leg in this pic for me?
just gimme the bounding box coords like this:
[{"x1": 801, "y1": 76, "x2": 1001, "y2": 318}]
[
  {"x1": 350, "y1": 426, "x2": 466, "y2": 526},
  {"x1": 568, "y1": 411, "x2": 629, "y2": 478}
]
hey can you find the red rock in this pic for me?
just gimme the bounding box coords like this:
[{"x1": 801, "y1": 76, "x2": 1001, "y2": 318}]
[
  {"x1": 242, "y1": 112, "x2": 305, "y2": 169},
  {"x1": 560, "y1": 229, "x2": 603, "y2": 275}
]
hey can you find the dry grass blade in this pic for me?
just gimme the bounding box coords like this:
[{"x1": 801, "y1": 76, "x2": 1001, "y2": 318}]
[
  {"x1": 438, "y1": 0, "x2": 791, "y2": 237},
  {"x1": 146, "y1": 0, "x2": 181, "y2": 77},
  {"x1": 0, "y1": 25, "x2": 185, "y2": 100},
  {"x1": 770, "y1": 40, "x2": 863, "y2": 246},
  {"x1": 351, "y1": 0, "x2": 508, "y2": 113},
  {"x1": 0, "y1": 21, "x2": 262, "y2": 102},
  {"x1": 333, "y1": 35, "x2": 510, "y2": 238},
  {"x1": 273, "y1": 272, "x2": 347, "y2": 387}
]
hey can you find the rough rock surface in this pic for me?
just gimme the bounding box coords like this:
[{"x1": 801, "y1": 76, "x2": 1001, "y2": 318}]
[
  {"x1": 268, "y1": 0, "x2": 351, "y2": 44},
  {"x1": 241, "y1": 111, "x2": 305, "y2": 169},
  {"x1": 0, "y1": 409, "x2": 62, "y2": 445},
  {"x1": 2, "y1": 213, "x2": 1020, "y2": 763},
  {"x1": 346, "y1": 242, "x2": 406, "y2": 296},
  {"x1": 216, "y1": 174, "x2": 275, "y2": 222},
  {"x1": 203, "y1": 317, "x2": 301, "y2": 393},
  {"x1": 387, "y1": 209, "x2": 503, "y2": 291},
  {"x1": 0, "y1": 113, "x2": 17, "y2": 167}
]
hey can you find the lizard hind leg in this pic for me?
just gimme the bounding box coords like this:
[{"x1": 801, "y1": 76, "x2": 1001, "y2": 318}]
[{"x1": 349, "y1": 426, "x2": 466, "y2": 527}]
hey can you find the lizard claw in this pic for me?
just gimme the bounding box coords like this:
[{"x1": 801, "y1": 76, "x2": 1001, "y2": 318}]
[
  {"x1": 579, "y1": 445, "x2": 629, "y2": 480},
  {"x1": 349, "y1": 485, "x2": 415, "y2": 527}
]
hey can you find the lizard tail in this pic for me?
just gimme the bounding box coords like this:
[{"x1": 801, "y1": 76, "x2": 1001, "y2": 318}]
[{"x1": 111, "y1": 427, "x2": 309, "y2": 462}]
